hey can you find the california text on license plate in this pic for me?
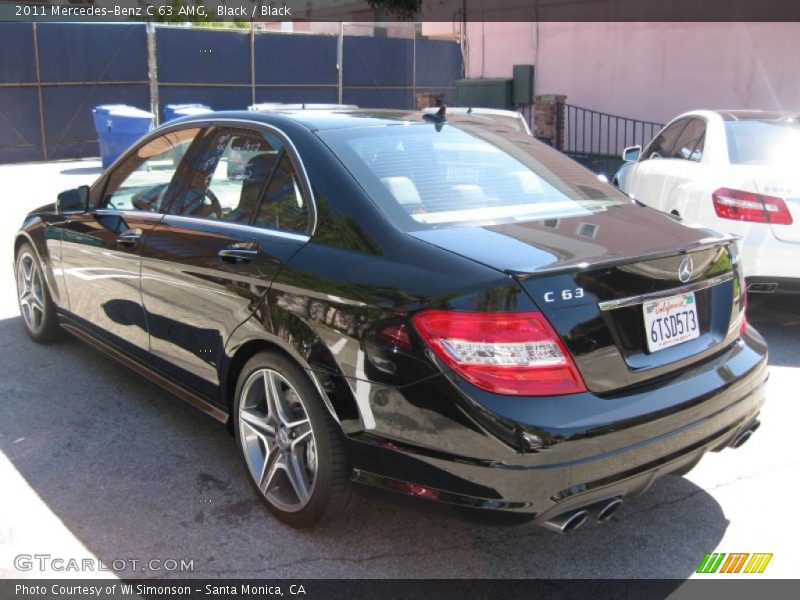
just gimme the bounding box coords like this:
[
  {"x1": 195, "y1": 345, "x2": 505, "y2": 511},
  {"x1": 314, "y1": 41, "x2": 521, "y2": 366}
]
[{"x1": 643, "y1": 292, "x2": 700, "y2": 353}]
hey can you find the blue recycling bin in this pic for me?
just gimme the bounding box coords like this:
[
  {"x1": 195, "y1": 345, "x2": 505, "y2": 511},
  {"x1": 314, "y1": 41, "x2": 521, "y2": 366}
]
[
  {"x1": 92, "y1": 105, "x2": 154, "y2": 168},
  {"x1": 163, "y1": 103, "x2": 211, "y2": 122}
]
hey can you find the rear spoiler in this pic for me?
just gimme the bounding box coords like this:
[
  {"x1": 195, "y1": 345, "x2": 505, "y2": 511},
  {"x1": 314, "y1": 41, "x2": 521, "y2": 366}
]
[{"x1": 510, "y1": 234, "x2": 738, "y2": 279}]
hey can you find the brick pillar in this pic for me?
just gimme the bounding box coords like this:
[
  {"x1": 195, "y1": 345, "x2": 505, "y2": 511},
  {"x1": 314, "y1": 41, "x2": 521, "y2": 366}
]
[
  {"x1": 533, "y1": 94, "x2": 566, "y2": 150},
  {"x1": 416, "y1": 92, "x2": 444, "y2": 110}
]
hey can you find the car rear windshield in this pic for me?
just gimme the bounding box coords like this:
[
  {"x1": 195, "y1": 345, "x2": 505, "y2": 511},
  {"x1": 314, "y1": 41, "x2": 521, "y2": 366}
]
[
  {"x1": 725, "y1": 119, "x2": 800, "y2": 165},
  {"x1": 318, "y1": 122, "x2": 631, "y2": 231}
]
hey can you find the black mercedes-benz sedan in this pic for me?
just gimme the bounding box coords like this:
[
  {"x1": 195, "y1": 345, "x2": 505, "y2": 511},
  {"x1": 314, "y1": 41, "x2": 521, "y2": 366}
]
[{"x1": 14, "y1": 108, "x2": 767, "y2": 530}]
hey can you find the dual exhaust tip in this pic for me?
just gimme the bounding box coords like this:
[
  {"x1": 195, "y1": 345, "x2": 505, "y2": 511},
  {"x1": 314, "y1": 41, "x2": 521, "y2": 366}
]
[
  {"x1": 544, "y1": 420, "x2": 760, "y2": 533},
  {"x1": 542, "y1": 498, "x2": 623, "y2": 534}
]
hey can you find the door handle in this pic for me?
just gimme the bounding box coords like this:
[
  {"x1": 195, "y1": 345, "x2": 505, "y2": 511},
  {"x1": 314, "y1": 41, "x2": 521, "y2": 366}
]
[
  {"x1": 116, "y1": 228, "x2": 143, "y2": 246},
  {"x1": 218, "y1": 242, "x2": 260, "y2": 264}
]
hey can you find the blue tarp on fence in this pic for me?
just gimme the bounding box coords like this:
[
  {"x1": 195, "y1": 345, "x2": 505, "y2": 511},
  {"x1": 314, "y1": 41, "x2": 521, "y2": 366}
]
[{"x1": 0, "y1": 24, "x2": 462, "y2": 164}]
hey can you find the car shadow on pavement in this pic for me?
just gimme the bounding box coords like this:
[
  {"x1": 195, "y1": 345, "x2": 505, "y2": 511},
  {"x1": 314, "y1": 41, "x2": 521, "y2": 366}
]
[
  {"x1": 0, "y1": 315, "x2": 730, "y2": 580},
  {"x1": 747, "y1": 294, "x2": 800, "y2": 368}
]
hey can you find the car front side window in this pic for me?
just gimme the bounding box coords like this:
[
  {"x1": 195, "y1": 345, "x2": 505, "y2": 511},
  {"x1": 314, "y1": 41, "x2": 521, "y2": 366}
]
[
  {"x1": 670, "y1": 118, "x2": 706, "y2": 162},
  {"x1": 643, "y1": 119, "x2": 689, "y2": 160},
  {"x1": 170, "y1": 127, "x2": 283, "y2": 224},
  {"x1": 102, "y1": 127, "x2": 202, "y2": 212}
]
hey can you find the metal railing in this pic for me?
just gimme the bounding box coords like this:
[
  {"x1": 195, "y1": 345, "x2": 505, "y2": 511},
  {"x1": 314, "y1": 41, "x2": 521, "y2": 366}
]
[
  {"x1": 560, "y1": 103, "x2": 664, "y2": 178},
  {"x1": 563, "y1": 103, "x2": 664, "y2": 157}
]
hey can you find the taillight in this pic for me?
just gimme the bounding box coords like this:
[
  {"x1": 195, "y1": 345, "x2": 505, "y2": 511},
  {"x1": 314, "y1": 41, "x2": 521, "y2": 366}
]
[
  {"x1": 412, "y1": 310, "x2": 586, "y2": 396},
  {"x1": 377, "y1": 324, "x2": 411, "y2": 348},
  {"x1": 712, "y1": 188, "x2": 793, "y2": 225}
]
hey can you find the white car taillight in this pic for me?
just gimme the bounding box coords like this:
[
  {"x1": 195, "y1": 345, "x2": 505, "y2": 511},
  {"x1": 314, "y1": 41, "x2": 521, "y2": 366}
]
[{"x1": 712, "y1": 188, "x2": 793, "y2": 225}]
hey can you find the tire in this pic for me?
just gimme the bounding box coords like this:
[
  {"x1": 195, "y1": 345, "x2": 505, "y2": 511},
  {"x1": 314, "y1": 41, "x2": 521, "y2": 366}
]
[
  {"x1": 15, "y1": 242, "x2": 64, "y2": 343},
  {"x1": 233, "y1": 350, "x2": 353, "y2": 528}
]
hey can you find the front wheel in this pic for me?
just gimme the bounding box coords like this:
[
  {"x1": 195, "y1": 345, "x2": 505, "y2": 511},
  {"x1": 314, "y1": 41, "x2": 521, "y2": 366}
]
[
  {"x1": 233, "y1": 351, "x2": 353, "y2": 528},
  {"x1": 15, "y1": 243, "x2": 64, "y2": 343}
]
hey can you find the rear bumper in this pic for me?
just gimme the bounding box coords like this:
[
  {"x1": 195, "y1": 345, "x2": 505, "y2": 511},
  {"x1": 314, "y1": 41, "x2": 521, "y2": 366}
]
[
  {"x1": 346, "y1": 330, "x2": 768, "y2": 519},
  {"x1": 740, "y1": 230, "x2": 800, "y2": 281}
]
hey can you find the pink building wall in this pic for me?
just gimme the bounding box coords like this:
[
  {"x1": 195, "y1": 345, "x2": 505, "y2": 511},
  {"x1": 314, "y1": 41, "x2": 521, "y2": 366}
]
[{"x1": 465, "y1": 22, "x2": 800, "y2": 123}]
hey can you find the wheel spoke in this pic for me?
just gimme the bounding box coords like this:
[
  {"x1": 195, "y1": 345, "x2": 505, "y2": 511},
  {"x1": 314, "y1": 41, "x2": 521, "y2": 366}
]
[
  {"x1": 31, "y1": 295, "x2": 44, "y2": 314},
  {"x1": 21, "y1": 258, "x2": 33, "y2": 284},
  {"x1": 263, "y1": 370, "x2": 291, "y2": 426},
  {"x1": 20, "y1": 302, "x2": 32, "y2": 325},
  {"x1": 19, "y1": 290, "x2": 36, "y2": 330},
  {"x1": 290, "y1": 424, "x2": 312, "y2": 450},
  {"x1": 240, "y1": 409, "x2": 275, "y2": 439},
  {"x1": 286, "y1": 417, "x2": 309, "y2": 430},
  {"x1": 17, "y1": 271, "x2": 28, "y2": 297},
  {"x1": 284, "y1": 453, "x2": 311, "y2": 505},
  {"x1": 261, "y1": 452, "x2": 283, "y2": 493},
  {"x1": 18, "y1": 260, "x2": 31, "y2": 296},
  {"x1": 31, "y1": 277, "x2": 43, "y2": 303}
]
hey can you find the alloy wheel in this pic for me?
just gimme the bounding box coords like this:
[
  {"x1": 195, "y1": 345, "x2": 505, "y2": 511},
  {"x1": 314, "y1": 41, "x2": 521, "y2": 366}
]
[
  {"x1": 17, "y1": 252, "x2": 45, "y2": 335},
  {"x1": 238, "y1": 368, "x2": 318, "y2": 512}
]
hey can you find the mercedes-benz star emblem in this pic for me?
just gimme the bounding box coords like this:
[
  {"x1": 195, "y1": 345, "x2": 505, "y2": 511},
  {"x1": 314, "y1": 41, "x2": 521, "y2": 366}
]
[{"x1": 678, "y1": 256, "x2": 694, "y2": 283}]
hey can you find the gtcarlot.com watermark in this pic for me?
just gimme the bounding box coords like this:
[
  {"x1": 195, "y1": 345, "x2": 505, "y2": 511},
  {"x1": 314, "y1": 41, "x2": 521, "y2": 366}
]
[{"x1": 14, "y1": 553, "x2": 194, "y2": 574}]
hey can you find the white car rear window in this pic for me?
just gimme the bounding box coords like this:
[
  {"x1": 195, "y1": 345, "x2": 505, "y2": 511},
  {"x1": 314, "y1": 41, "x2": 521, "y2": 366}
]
[{"x1": 726, "y1": 119, "x2": 800, "y2": 165}]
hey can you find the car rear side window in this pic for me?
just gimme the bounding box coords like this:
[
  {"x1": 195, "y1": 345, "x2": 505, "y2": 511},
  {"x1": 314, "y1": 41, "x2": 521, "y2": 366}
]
[
  {"x1": 171, "y1": 127, "x2": 283, "y2": 222},
  {"x1": 102, "y1": 127, "x2": 201, "y2": 211},
  {"x1": 253, "y1": 153, "x2": 310, "y2": 234},
  {"x1": 319, "y1": 122, "x2": 630, "y2": 230}
]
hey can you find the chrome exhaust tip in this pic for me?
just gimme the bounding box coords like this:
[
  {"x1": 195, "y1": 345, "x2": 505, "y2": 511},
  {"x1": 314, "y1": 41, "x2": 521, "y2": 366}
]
[
  {"x1": 747, "y1": 282, "x2": 778, "y2": 293},
  {"x1": 590, "y1": 498, "x2": 623, "y2": 523},
  {"x1": 730, "y1": 419, "x2": 760, "y2": 449},
  {"x1": 541, "y1": 509, "x2": 589, "y2": 534},
  {"x1": 731, "y1": 430, "x2": 752, "y2": 448}
]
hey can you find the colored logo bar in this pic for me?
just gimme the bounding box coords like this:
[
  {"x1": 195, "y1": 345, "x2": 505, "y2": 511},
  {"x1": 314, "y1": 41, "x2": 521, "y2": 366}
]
[{"x1": 696, "y1": 553, "x2": 773, "y2": 574}]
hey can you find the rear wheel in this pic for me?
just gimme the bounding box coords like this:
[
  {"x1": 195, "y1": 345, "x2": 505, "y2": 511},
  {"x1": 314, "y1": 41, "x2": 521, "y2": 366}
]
[
  {"x1": 15, "y1": 243, "x2": 63, "y2": 343},
  {"x1": 233, "y1": 351, "x2": 353, "y2": 528}
]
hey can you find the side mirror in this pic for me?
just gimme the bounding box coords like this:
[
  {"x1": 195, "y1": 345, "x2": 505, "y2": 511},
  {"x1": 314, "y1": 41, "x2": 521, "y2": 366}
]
[
  {"x1": 56, "y1": 185, "x2": 89, "y2": 214},
  {"x1": 622, "y1": 145, "x2": 641, "y2": 162}
]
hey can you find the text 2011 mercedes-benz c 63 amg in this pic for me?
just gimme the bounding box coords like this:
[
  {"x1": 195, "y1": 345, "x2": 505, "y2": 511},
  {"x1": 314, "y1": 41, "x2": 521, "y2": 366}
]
[{"x1": 14, "y1": 109, "x2": 767, "y2": 530}]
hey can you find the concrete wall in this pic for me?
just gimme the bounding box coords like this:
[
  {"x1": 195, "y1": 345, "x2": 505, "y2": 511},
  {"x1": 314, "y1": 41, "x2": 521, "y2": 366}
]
[{"x1": 465, "y1": 22, "x2": 800, "y2": 123}]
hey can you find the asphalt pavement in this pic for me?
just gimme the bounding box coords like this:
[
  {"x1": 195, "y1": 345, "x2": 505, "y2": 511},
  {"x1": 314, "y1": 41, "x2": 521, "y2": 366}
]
[{"x1": 1, "y1": 159, "x2": 798, "y2": 580}]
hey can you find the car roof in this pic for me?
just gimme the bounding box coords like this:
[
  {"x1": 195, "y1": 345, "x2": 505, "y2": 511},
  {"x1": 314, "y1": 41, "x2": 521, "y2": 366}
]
[
  {"x1": 248, "y1": 103, "x2": 360, "y2": 112},
  {"x1": 714, "y1": 109, "x2": 799, "y2": 121},
  {"x1": 676, "y1": 109, "x2": 797, "y2": 122},
  {"x1": 164, "y1": 108, "x2": 516, "y2": 132}
]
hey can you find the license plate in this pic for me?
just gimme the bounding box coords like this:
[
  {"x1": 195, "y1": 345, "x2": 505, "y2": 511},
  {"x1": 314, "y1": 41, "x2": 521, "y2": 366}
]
[{"x1": 643, "y1": 292, "x2": 700, "y2": 352}]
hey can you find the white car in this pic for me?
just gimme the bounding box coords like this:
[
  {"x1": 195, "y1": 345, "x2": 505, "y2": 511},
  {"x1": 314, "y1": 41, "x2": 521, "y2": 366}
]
[{"x1": 615, "y1": 110, "x2": 800, "y2": 294}]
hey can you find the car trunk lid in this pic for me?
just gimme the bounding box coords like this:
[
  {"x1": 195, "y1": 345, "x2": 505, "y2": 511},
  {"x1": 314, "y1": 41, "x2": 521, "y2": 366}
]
[{"x1": 409, "y1": 205, "x2": 743, "y2": 393}]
